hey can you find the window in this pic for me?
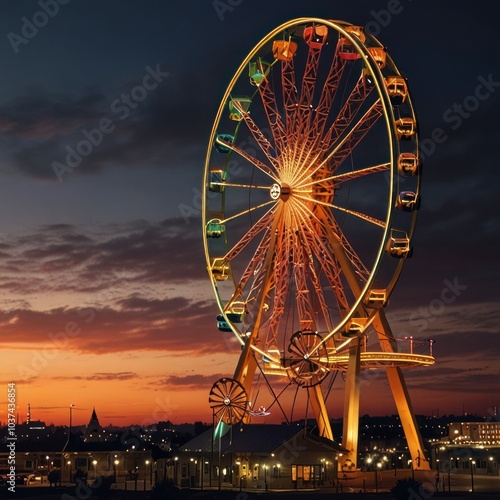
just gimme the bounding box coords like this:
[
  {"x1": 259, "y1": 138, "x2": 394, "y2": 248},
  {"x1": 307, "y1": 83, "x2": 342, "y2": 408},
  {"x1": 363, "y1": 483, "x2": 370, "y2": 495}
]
[
  {"x1": 253, "y1": 465, "x2": 259, "y2": 480},
  {"x1": 75, "y1": 458, "x2": 87, "y2": 469},
  {"x1": 25, "y1": 460, "x2": 33, "y2": 469},
  {"x1": 314, "y1": 464, "x2": 321, "y2": 480},
  {"x1": 303, "y1": 465, "x2": 310, "y2": 481}
]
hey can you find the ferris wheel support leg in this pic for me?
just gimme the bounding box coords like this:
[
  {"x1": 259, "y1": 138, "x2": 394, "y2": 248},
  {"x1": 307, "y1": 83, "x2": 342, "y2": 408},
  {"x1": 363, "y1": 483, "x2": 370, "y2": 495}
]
[
  {"x1": 232, "y1": 206, "x2": 282, "y2": 424},
  {"x1": 341, "y1": 337, "x2": 361, "y2": 470},
  {"x1": 308, "y1": 384, "x2": 334, "y2": 441},
  {"x1": 373, "y1": 310, "x2": 430, "y2": 471},
  {"x1": 385, "y1": 366, "x2": 431, "y2": 471},
  {"x1": 233, "y1": 343, "x2": 259, "y2": 424}
]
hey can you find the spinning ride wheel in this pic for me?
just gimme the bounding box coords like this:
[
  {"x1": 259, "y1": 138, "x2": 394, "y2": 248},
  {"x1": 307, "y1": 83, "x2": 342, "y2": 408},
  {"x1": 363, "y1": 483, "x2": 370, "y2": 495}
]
[{"x1": 203, "y1": 18, "x2": 430, "y2": 470}]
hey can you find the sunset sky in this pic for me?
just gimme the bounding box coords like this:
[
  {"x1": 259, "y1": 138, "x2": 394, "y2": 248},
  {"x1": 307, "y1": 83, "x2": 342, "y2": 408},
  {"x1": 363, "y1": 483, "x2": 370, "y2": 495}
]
[{"x1": 0, "y1": 0, "x2": 498, "y2": 428}]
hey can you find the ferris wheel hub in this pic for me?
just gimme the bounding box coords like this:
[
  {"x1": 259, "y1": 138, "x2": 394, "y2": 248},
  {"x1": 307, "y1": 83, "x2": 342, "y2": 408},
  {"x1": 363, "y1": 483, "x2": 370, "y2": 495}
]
[
  {"x1": 270, "y1": 183, "x2": 280, "y2": 200},
  {"x1": 270, "y1": 183, "x2": 291, "y2": 201}
]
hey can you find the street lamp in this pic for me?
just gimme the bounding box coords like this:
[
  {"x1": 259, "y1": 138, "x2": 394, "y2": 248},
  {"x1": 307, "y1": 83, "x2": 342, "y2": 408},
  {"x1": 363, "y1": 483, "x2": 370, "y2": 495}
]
[
  {"x1": 69, "y1": 404, "x2": 75, "y2": 434},
  {"x1": 448, "y1": 457, "x2": 452, "y2": 492},
  {"x1": 376, "y1": 462, "x2": 382, "y2": 493},
  {"x1": 92, "y1": 460, "x2": 97, "y2": 479},
  {"x1": 114, "y1": 459, "x2": 119, "y2": 483},
  {"x1": 469, "y1": 458, "x2": 475, "y2": 493},
  {"x1": 174, "y1": 457, "x2": 178, "y2": 486},
  {"x1": 145, "y1": 460, "x2": 152, "y2": 486}
]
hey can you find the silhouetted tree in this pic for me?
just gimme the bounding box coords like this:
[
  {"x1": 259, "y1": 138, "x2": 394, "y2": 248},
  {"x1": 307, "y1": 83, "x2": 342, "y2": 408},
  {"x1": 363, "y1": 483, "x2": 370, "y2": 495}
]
[{"x1": 48, "y1": 470, "x2": 59, "y2": 487}]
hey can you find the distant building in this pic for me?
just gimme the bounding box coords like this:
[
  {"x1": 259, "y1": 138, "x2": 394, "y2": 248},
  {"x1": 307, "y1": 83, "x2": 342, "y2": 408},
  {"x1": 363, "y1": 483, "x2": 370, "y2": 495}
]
[
  {"x1": 84, "y1": 407, "x2": 103, "y2": 443},
  {"x1": 0, "y1": 408, "x2": 155, "y2": 486},
  {"x1": 433, "y1": 421, "x2": 500, "y2": 476},
  {"x1": 448, "y1": 421, "x2": 500, "y2": 446}
]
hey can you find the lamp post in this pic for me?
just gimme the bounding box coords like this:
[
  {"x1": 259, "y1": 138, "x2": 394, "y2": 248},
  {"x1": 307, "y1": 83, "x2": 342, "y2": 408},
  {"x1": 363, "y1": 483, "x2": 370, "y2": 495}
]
[
  {"x1": 145, "y1": 460, "x2": 151, "y2": 488},
  {"x1": 69, "y1": 404, "x2": 74, "y2": 435},
  {"x1": 448, "y1": 457, "x2": 452, "y2": 492},
  {"x1": 376, "y1": 462, "x2": 382, "y2": 493},
  {"x1": 42, "y1": 455, "x2": 49, "y2": 484},
  {"x1": 114, "y1": 459, "x2": 119, "y2": 484},
  {"x1": 469, "y1": 459, "x2": 475, "y2": 493},
  {"x1": 92, "y1": 460, "x2": 97, "y2": 480},
  {"x1": 366, "y1": 457, "x2": 374, "y2": 491}
]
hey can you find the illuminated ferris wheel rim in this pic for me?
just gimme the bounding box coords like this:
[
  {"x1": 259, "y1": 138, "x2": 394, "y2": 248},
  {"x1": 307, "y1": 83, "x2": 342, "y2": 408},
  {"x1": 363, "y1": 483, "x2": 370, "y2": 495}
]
[{"x1": 202, "y1": 18, "x2": 421, "y2": 371}]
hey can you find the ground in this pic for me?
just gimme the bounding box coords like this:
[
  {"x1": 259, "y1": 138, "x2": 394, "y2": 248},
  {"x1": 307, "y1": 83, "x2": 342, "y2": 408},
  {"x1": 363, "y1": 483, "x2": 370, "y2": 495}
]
[{"x1": 3, "y1": 488, "x2": 500, "y2": 500}]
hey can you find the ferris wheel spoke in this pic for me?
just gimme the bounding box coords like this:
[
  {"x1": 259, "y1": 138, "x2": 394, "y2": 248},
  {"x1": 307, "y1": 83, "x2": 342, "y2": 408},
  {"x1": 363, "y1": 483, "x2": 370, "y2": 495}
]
[
  {"x1": 287, "y1": 330, "x2": 330, "y2": 386},
  {"x1": 213, "y1": 182, "x2": 274, "y2": 191},
  {"x1": 323, "y1": 210, "x2": 370, "y2": 281},
  {"x1": 294, "y1": 100, "x2": 383, "y2": 188},
  {"x1": 296, "y1": 33, "x2": 325, "y2": 136},
  {"x1": 223, "y1": 205, "x2": 277, "y2": 262},
  {"x1": 289, "y1": 196, "x2": 369, "y2": 284},
  {"x1": 257, "y1": 66, "x2": 288, "y2": 157},
  {"x1": 215, "y1": 136, "x2": 279, "y2": 182},
  {"x1": 282, "y1": 56, "x2": 299, "y2": 140},
  {"x1": 296, "y1": 162, "x2": 390, "y2": 191},
  {"x1": 331, "y1": 163, "x2": 390, "y2": 184},
  {"x1": 242, "y1": 206, "x2": 284, "y2": 339},
  {"x1": 266, "y1": 229, "x2": 293, "y2": 346},
  {"x1": 219, "y1": 199, "x2": 276, "y2": 225},
  {"x1": 285, "y1": 40, "x2": 327, "y2": 181},
  {"x1": 237, "y1": 231, "x2": 273, "y2": 302},
  {"x1": 232, "y1": 99, "x2": 281, "y2": 172},
  {"x1": 290, "y1": 206, "x2": 331, "y2": 329},
  {"x1": 290, "y1": 192, "x2": 385, "y2": 228},
  {"x1": 330, "y1": 203, "x2": 386, "y2": 228},
  {"x1": 209, "y1": 377, "x2": 249, "y2": 425},
  {"x1": 322, "y1": 74, "x2": 373, "y2": 148},
  {"x1": 327, "y1": 99, "x2": 384, "y2": 171},
  {"x1": 311, "y1": 47, "x2": 345, "y2": 141},
  {"x1": 292, "y1": 199, "x2": 350, "y2": 317},
  {"x1": 293, "y1": 258, "x2": 315, "y2": 332}
]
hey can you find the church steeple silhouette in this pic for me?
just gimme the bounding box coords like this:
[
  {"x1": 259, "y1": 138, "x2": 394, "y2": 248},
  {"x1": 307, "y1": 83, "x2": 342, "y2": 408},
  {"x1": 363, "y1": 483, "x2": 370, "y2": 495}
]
[{"x1": 84, "y1": 407, "x2": 102, "y2": 442}]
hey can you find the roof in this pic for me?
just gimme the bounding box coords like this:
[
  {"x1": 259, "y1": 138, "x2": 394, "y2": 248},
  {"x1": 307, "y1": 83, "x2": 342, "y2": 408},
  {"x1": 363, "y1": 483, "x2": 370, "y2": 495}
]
[
  {"x1": 180, "y1": 423, "x2": 347, "y2": 454},
  {"x1": 90, "y1": 408, "x2": 99, "y2": 421}
]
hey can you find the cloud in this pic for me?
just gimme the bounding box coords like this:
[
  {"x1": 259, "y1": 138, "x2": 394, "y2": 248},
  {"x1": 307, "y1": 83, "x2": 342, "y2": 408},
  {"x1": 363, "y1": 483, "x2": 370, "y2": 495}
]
[
  {"x1": 52, "y1": 372, "x2": 137, "y2": 381},
  {"x1": 0, "y1": 219, "x2": 234, "y2": 356},
  {"x1": 0, "y1": 219, "x2": 205, "y2": 298},
  {"x1": 158, "y1": 373, "x2": 228, "y2": 388},
  {"x1": 0, "y1": 68, "x2": 211, "y2": 181},
  {"x1": 0, "y1": 296, "x2": 224, "y2": 356}
]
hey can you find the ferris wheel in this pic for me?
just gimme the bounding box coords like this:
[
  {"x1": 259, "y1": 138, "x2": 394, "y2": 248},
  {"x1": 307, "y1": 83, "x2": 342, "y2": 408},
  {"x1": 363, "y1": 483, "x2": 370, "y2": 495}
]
[{"x1": 203, "y1": 18, "x2": 432, "y2": 470}]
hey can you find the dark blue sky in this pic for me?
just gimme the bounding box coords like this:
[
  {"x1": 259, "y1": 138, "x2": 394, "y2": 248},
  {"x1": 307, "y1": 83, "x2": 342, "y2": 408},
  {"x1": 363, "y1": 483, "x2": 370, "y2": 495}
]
[{"x1": 0, "y1": 1, "x2": 498, "y2": 424}]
